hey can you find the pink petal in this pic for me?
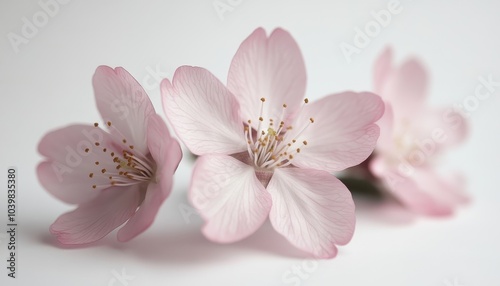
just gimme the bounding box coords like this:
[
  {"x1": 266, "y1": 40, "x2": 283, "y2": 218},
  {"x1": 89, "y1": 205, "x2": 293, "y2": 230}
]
[
  {"x1": 417, "y1": 108, "x2": 468, "y2": 150},
  {"x1": 189, "y1": 155, "x2": 272, "y2": 243},
  {"x1": 117, "y1": 114, "x2": 182, "y2": 242},
  {"x1": 373, "y1": 47, "x2": 393, "y2": 94},
  {"x1": 370, "y1": 157, "x2": 467, "y2": 216},
  {"x1": 161, "y1": 66, "x2": 246, "y2": 155},
  {"x1": 289, "y1": 92, "x2": 384, "y2": 172},
  {"x1": 93, "y1": 66, "x2": 155, "y2": 154},
  {"x1": 50, "y1": 186, "x2": 141, "y2": 244},
  {"x1": 380, "y1": 58, "x2": 428, "y2": 118},
  {"x1": 227, "y1": 28, "x2": 307, "y2": 123},
  {"x1": 267, "y1": 168, "x2": 355, "y2": 258},
  {"x1": 37, "y1": 124, "x2": 122, "y2": 204},
  {"x1": 376, "y1": 103, "x2": 395, "y2": 154}
]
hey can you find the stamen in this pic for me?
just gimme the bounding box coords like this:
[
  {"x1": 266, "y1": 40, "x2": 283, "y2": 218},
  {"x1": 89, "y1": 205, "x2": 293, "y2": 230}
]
[{"x1": 244, "y1": 99, "x2": 314, "y2": 170}]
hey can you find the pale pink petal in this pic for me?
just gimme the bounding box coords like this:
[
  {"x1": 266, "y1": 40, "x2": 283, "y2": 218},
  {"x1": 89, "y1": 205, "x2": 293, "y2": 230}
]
[
  {"x1": 370, "y1": 157, "x2": 467, "y2": 216},
  {"x1": 373, "y1": 47, "x2": 393, "y2": 94},
  {"x1": 189, "y1": 155, "x2": 272, "y2": 243},
  {"x1": 117, "y1": 114, "x2": 182, "y2": 242},
  {"x1": 227, "y1": 28, "x2": 307, "y2": 123},
  {"x1": 162, "y1": 66, "x2": 246, "y2": 155},
  {"x1": 414, "y1": 169, "x2": 469, "y2": 207},
  {"x1": 381, "y1": 58, "x2": 428, "y2": 118},
  {"x1": 416, "y1": 108, "x2": 468, "y2": 150},
  {"x1": 37, "y1": 124, "x2": 122, "y2": 204},
  {"x1": 93, "y1": 66, "x2": 155, "y2": 154},
  {"x1": 289, "y1": 92, "x2": 384, "y2": 172},
  {"x1": 50, "y1": 186, "x2": 141, "y2": 244},
  {"x1": 376, "y1": 103, "x2": 395, "y2": 154},
  {"x1": 267, "y1": 168, "x2": 355, "y2": 258}
]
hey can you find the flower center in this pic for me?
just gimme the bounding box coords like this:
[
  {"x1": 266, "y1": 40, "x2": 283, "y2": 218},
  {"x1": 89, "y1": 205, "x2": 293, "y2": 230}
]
[
  {"x1": 87, "y1": 121, "x2": 155, "y2": 190},
  {"x1": 244, "y1": 98, "x2": 313, "y2": 170}
]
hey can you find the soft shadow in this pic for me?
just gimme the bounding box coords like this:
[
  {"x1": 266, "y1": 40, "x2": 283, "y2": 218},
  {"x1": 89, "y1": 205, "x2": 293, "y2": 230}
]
[
  {"x1": 106, "y1": 220, "x2": 308, "y2": 265},
  {"x1": 354, "y1": 194, "x2": 417, "y2": 225},
  {"x1": 341, "y1": 177, "x2": 417, "y2": 225}
]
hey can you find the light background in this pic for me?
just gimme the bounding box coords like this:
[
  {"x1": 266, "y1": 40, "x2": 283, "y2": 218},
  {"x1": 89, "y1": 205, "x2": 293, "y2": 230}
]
[{"x1": 1, "y1": 0, "x2": 499, "y2": 285}]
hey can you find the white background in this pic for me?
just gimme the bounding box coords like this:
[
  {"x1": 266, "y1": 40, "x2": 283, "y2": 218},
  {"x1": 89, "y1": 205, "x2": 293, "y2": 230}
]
[{"x1": 1, "y1": 0, "x2": 499, "y2": 285}]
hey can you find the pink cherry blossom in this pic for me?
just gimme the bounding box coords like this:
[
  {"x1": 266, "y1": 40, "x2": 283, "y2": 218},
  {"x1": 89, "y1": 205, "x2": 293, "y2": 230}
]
[
  {"x1": 161, "y1": 28, "x2": 384, "y2": 258},
  {"x1": 369, "y1": 48, "x2": 469, "y2": 216},
  {"x1": 37, "y1": 66, "x2": 182, "y2": 245}
]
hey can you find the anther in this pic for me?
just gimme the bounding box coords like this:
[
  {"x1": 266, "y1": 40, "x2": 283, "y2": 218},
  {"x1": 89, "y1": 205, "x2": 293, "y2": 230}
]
[
  {"x1": 89, "y1": 173, "x2": 93, "y2": 178},
  {"x1": 304, "y1": 98, "x2": 309, "y2": 104},
  {"x1": 129, "y1": 145, "x2": 134, "y2": 149},
  {"x1": 122, "y1": 139, "x2": 127, "y2": 144},
  {"x1": 95, "y1": 161, "x2": 100, "y2": 165},
  {"x1": 260, "y1": 97, "x2": 266, "y2": 102},
  {"x1": 101, "y1": 168, "x2": 106, "y2": 173},
  {"x1": 92, "y1": 185, "x2": 96, "y2": 189},
  {"x1": 259, "y1": 117, "x2": 263, "y2": 121},
  {"x1": 84, "y1": 148, "x2": 89, "y2": 153},
  {"x1": 103, "y1": 148, "x2": 107, "y2": 152},
  {"x1": 309, "y1": 118, "x2": 315, "y2": 123},
  {"x1": 283, "y1": 104, "x2": 287, "y2": 108},
  {"x1": 107, "y1": 121, "x2": 112, "y2": 127},
  {"x1": 94, "y1": 123, "x2": 99, "y2": 127},
  {"x1": 95, "y1": 142, "x2": 100, "y2": 146},
  {"x1": 303, "y1": 140, "x2": 308, "y2": 145}
]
